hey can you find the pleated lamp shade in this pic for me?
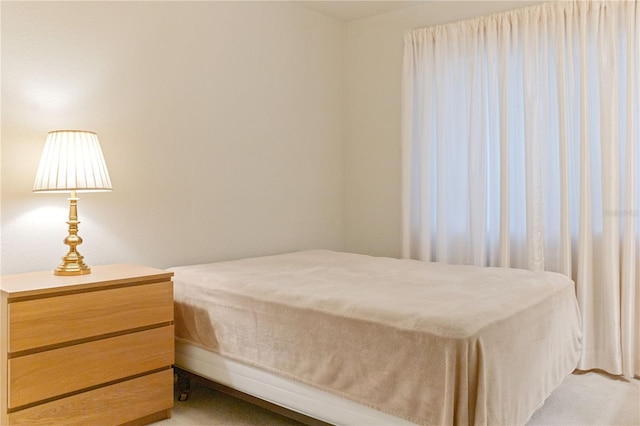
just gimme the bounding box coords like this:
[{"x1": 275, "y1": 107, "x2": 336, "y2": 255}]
[{"x1": 33, "y1": 130, "x2": 112, "y2": 193}]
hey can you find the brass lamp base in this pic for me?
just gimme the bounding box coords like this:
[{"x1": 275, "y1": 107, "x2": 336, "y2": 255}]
[
  {"x1": 54, "y1": 255, "x2": 91, "y2": 276},
  {"x1": 54, "y1": 191, "x2": 92, "y2": 276}
]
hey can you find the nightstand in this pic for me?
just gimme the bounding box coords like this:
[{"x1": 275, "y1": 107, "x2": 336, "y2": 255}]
[{"x1": 0, "y1": 264, "x2": 174, "y2": 425}]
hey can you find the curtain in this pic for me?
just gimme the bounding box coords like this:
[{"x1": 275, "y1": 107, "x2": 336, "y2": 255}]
[{"x1": 402, "y1": 0, "x2": 639, "y2": 377}]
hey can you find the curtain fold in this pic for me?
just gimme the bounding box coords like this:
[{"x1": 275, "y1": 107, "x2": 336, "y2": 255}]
[{"x1": 402, "y1": 0, "x2": 639, "y2": 377}]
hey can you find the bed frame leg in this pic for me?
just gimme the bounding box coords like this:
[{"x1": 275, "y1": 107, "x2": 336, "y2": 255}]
[{"x1": 174, "y1": 368, "x2": 191, "y2": 401}]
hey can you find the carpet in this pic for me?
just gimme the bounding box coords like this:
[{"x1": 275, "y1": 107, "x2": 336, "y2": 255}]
[{"x1": 161, "y1": 370, "x2": 639, "y2": 425}]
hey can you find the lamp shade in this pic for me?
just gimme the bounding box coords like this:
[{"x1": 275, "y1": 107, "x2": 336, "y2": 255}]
[{"x1": 33, "y1": 130, "x2": 112, "y2": 193}]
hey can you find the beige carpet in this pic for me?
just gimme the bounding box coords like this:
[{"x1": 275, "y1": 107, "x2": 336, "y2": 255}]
[{"x1": 160, "y1": 371, "x2": 639, "y2": 426}]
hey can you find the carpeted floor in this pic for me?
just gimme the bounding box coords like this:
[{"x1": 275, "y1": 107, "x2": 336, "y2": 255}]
[
  {"x1": 527, "y1": 370, "x2": 639, "y2": 426},
  {"x1": 160, "y1": 370, "x2": 640, "y2": 426}
]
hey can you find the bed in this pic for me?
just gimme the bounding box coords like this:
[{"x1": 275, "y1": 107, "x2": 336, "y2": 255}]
[{"x1": 170, "y1": 250, "x2": 582, "y2": 425}]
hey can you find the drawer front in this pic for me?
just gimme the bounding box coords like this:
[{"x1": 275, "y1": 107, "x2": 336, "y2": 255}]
[
  {"x1": 8, "y1": 325, "x2": 174, "y2": 409},
  {"x1": 9, "y1": 281, "x2": 173, "y2": 353},
  {"x1": 8, "y1": 369, "x2": 173, "y2": 426}
]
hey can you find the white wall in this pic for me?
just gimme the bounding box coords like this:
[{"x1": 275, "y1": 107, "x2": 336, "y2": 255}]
[
  {"x1": 1, "y1": 1, "x2": 345, "y2": 274},
  {"x1": 343, "y1": 0, "x2": 544, "y2": 258},
  {"x1": 1, "y1": 1, "x2": 548, "y2": 275}
]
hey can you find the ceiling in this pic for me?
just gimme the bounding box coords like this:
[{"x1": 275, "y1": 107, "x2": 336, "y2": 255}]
[{"x1": 297, "y1": 1, "x2": 425, "y2": 22}]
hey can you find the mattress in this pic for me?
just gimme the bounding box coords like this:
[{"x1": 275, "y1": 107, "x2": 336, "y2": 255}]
[
  {"x1": 175, "y1": 341, "x2": 416, "y2": 425},
  {"x1": 171, "y1": 250, "x2": 582, "y2": 425}
]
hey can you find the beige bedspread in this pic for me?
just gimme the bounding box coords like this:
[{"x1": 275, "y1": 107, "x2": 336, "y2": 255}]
[{"x1": 171, "y1": 250, "x2": 581, "y2": 425}]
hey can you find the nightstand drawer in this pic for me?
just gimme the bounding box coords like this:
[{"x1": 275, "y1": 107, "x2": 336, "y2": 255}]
[
  {"x1": 8, "y1": 281, "x2": 173, "y2": 353},
  {"x1": 8, "y1": 325, "x2": 174, "y2": 409},
  {"x1": 7, "y1": 369, "x2": 173, "y2": 426}
]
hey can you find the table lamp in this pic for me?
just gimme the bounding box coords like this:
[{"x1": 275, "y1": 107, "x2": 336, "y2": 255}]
[{"x1": 33, "y1": 130, "x2": 113, "y2": 275}]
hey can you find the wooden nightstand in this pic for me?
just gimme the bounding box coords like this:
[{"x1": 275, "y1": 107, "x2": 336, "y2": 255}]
[{"x1": 0, "y1": 264, "x2": 174, "y2": 426}]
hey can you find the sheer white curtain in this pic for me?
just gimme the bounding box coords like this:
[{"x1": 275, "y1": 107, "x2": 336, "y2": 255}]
[{"x1": 402, "y1": 0, "x2": 639, "y2": 377}]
